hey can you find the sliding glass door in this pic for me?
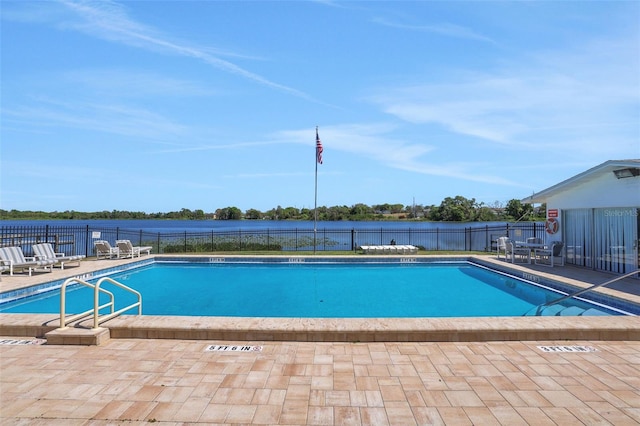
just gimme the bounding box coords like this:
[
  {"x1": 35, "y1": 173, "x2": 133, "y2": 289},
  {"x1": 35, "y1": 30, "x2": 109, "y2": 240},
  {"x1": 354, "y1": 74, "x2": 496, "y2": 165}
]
[
  {"x1": 563, "y1": 207, "x2": 638, "y2": 275},
  {"x1": 563, "y1": 209, "x2": 593, "y2": 268}
]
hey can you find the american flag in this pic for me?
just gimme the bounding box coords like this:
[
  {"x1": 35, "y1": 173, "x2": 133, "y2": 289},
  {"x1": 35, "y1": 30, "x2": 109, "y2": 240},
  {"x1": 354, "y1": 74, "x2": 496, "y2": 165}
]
[{"x1": 316, "y1": 128, "x2": 323, "y2": 164}]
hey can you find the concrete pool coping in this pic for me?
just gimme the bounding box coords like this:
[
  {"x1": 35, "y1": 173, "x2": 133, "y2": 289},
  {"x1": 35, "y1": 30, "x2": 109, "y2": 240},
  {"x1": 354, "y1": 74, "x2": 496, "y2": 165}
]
[{"x1": 1, "y1": 255, "x2": 638, "y2": 343}]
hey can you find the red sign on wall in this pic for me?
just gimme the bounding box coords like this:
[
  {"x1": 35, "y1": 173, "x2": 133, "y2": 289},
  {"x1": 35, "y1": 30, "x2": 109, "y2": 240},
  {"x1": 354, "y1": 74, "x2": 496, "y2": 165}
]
[{"x1": 548, "y1": 209, "x2": 559, "y2": 218}]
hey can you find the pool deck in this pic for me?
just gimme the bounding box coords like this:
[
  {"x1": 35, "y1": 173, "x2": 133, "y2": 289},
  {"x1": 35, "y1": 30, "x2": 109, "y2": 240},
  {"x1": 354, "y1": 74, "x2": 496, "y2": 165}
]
[{"x1": 1, "y1": 255, "x2": 639, "y2": 424}]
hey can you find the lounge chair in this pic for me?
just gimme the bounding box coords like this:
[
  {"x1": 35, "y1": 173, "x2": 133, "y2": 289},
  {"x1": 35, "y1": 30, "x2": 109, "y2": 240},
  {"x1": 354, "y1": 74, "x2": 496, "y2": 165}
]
[
  {"x1": 396, "y1": 245, "x2": 418, "y2": 254},
  {"x1": 32, "y1": 243, "x2": 85, "y2": 270},
  {"x1": 0, "y1": 264, "x2": 9, "y2": 280},
  {"x1": 360, "y1": 245, "x2": 383, "y2": 254},
  {"x1": 0, "y1": 246, "x2": 56, "y2": 276},
  {"x1": 535, "y1": 241, "x2": 565, "y2": 267},
  {"x1": 94, "y1": 240, "x2": 119, "y2": 259},
  {"x1": 116, "y1": 240, "x2": 152, "y2": 258},
  {"x1": 359, "y1": 244, "x2": 418, "y2": 255}
]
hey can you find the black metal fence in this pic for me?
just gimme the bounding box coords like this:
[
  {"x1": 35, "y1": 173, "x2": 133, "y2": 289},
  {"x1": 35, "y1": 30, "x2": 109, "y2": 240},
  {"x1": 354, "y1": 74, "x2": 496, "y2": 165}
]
[{"x1": 0, "y1": 223, "x2": 545, "y2": 257}]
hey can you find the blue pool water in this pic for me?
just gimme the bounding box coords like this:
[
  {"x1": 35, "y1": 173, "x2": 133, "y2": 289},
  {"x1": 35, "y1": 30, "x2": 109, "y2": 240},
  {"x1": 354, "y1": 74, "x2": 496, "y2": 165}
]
[{"x1": 0, "y1": 262, "x2": 622, "y2": 317}]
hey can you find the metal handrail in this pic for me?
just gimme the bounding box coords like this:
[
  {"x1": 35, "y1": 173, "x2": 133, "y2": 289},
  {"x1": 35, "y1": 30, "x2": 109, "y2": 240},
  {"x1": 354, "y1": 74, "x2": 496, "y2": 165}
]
[
  {"x1": 542, "y1": 269, "x2": 639, "y2": 308},
  {"x1": 92, "y1": 277, "x2": 142, "y2": 329},
  {"x1": 60, "y1": 278, "x2": 114, "y2": 328},
  {"x1": 59, "y1": 276, "x2": 142, "y2": 329}
]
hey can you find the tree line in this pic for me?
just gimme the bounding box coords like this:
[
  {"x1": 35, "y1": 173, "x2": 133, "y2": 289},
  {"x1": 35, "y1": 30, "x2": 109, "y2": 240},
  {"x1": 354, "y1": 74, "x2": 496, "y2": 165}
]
[{"x1": 0, "y1": 197, "x2": 545, "y2": 222}]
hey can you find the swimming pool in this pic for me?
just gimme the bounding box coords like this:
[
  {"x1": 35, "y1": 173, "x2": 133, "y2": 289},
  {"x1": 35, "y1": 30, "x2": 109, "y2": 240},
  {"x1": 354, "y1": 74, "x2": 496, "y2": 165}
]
[{"x1": 0, "y1": 260, "x2": 630, "y2": 317}]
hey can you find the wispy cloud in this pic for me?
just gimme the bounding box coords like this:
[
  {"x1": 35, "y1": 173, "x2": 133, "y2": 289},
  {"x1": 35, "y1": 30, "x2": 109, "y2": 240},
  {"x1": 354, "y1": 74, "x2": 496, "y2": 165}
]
[
  {"x1": 275, "y1": 124, "x2": 517, "y2": 186},
  {"x1": 368, "y1": 35, "x2": 639, "y2": 157},
  {"x1": 4, "y1": 96, "x2": 188, "y2": 143},
  {"x1": 2, "y1": 68, "x2": 220, "y2": 142},
  {"x1": 228, "y1": 171, "x2": 315, "y2": 179},
  {"x1": 4, "y1": 160, "x2": 221, "y2": 193},
  {"x1": 154, "y1": 140, "x2": 289, "y2": 154},
  {"x1": 372, "y1": 17, "x2": 495, "y2": 44},
  {"x1": 52, "y1": 0, "x2": 316, "y2": 101},
  {"x1": 62, "y1": 69, "x2": 220, "y2": 98}
]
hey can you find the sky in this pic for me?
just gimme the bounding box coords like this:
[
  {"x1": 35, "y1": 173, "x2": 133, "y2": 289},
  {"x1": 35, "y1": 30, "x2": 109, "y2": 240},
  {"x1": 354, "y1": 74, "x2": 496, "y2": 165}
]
[{"x1": 1, "y1": 1, "x2": 639, "y2": 214}]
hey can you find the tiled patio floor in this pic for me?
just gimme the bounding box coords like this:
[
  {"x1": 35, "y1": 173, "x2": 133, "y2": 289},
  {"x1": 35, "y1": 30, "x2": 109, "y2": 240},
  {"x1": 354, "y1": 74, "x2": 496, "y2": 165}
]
[
  {"x1": 2, "y1": 337, "x2": 640, "y2": 424},
  {"x1": 1, "y1": 255, "x2": 639, "y2": 424}
]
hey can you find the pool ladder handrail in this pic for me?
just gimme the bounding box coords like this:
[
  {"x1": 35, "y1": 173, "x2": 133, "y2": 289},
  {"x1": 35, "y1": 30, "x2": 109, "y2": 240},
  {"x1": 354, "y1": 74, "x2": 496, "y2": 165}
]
[
  {"x1": 60, "y1": 277, "x2": 142, "y2": 329},
  {"x1": 537, "y1": 269, "x2": 639, "y2": 313}
]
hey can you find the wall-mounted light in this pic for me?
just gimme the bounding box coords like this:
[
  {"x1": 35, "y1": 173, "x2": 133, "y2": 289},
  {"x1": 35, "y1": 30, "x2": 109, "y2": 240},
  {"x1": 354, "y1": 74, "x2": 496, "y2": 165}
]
[{"x1": 613, "y1": 168, "x2": 640, "y2": 179}]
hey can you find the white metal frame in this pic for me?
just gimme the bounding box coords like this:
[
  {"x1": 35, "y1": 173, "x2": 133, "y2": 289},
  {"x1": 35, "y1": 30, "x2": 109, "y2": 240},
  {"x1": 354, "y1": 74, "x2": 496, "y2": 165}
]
[{"x1": 60, "y1": 277, "x2": 142, "y2": 329}]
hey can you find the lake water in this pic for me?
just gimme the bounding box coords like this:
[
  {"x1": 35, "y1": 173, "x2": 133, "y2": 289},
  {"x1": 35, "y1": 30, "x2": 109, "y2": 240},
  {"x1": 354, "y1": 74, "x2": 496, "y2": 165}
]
[
  {"x1": 1, "y1": 219, "x2": 544, "y2": 253},
  {"x1": 0, "y1": 219, "x2": 524, "y2": 233}
]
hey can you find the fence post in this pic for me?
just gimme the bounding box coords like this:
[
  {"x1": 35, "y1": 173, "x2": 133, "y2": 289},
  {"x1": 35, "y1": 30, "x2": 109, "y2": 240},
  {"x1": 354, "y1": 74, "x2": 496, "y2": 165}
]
[
  {"x1": 85, "y1": 225, "x2": 90, "y2": 257},
  {"x1": 157, "y1": 233, "x2": 161, "y2": 254},
  {"x1": 485, "y1": 225, "x2": 489, "y2": 252},
  {"x1": 465, "y1": 227, "x2": 468, "y2": 251},
  {"x1": 184, "y1": 231, "x2": 187, "y2": 253},
  {"x1": 351, "y1": 229, "x2": 355, "y2": 251}
]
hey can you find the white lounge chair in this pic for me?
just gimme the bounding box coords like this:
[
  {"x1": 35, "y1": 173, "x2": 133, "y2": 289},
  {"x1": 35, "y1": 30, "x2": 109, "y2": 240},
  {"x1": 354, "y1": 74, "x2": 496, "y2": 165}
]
[
  {"x1": 116, "y1": 240, "x2": 152, "y2": 258},
  {"x1": 382, "y1": 245, "x2": 395, "y2": 254},
  {"x1": 0, "y1": 264, "x2": 9, "y2": 280},
  {"x1": 397, "y1": 245, "x2": 418, "y2": 254},
  {"x1": 359, "y1": 244, "x2": 418, "y2": 255},
  {"x1": 94, "y1": 240, "x2": 119, "y2": 259},
  {"x1": 0, "y1": 246, "x2": 56, "y2": 276},
  {"x1": 535, "y1": 241, "x2": 565, "y2": 267},
  {"x1": 32, "y1": 243, "x2": 85, "y2": 270}
]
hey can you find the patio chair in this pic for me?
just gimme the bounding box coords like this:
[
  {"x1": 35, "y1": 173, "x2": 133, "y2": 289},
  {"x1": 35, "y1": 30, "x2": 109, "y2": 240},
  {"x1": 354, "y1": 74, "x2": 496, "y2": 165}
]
[
  {"x1": 116, "y1": 240, "x2": 152, "y2": 258},
  {"x1": 535, "y1": 241, "x2": 565, "y2": 267},
  {"x1": 496, "y1": 236, "x2": 509, "y2": 259},
  {"x1": 94, "y1": 240, "x2": 119, "y2": 260},
  {"x1": 504, "y1": 239, "x2": 531, "y2": 264},
  {"x1": 0, "y1": 246, "x2": 56, "y2": 276},
  {"x1": 32, "y1": 243, "x2": 85, "y2": 270}
]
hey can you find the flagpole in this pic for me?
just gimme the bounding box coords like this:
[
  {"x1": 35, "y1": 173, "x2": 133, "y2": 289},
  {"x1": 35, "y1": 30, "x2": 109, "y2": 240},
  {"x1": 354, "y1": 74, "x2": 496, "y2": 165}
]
[{"x1": 313, "y1": 126, "x2": 318, "y2": 254}]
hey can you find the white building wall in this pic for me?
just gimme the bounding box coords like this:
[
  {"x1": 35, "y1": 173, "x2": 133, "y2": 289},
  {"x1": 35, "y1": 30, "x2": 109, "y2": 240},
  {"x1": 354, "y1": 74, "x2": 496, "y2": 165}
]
[
  {"x1": 548, "y1": 173, "x2": 640, "y2": 210},
  {"x1": 528, "y1": 162, "x2": 639, "y2": 273},
  {"x1": 543, "y1": 173, "x2": 639, "y2": 240}
]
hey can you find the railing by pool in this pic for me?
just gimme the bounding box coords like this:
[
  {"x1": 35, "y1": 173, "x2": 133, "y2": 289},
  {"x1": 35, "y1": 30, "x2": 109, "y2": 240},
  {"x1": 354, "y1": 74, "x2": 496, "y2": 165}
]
[
  {"x1": 1, "y1": 223, "x2": 545, "y2": 256},
  {"x1": 60, "y1": 277, "x2": 142, "y2": 329},
  {"x1": 542, "y1": 269, "x2": 640, "y2": 310}
]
